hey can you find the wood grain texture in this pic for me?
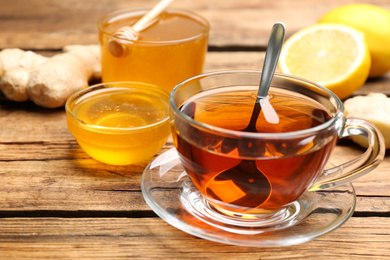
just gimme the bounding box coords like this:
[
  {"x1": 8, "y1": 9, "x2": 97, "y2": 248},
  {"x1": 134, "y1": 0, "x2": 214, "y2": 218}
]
[
  {"x1": 1, "y1": 0, "x2": 390, "y2": 49},
  {"x1": 0, "y1": 52, "x2": 389, "y2": 212},
  {"x1": 0, "y1": 217, "x2": 388, "y2": 259},
  {"x1": 0, "y1": 0, "x2": 390, "y2": 258}
]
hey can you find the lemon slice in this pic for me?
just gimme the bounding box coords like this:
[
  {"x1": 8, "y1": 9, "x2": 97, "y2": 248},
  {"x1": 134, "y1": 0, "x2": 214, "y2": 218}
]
[
  {"x1": 279, "y1": 24, "x2": 371, "y2": 100},
  {"x1": 318, "y1": 4, "x2": 390, "y2": 78}
]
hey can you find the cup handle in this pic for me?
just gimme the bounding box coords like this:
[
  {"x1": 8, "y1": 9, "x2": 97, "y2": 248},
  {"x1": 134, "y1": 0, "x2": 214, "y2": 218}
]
[{"x1": 309, "y1": 118, "x2": 385, "y2": 191}]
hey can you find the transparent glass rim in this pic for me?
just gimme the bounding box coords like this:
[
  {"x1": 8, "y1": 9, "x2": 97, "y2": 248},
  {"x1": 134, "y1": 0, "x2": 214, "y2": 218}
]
[
  {"x1": 65, "y1": 82, "x2": 170, "y2": 132},
  {"x1": 170, "y1": 70, "x2": 345, "y2": 139},
  {"x1": 97, "y1": 8, "x2": 210, "y2": 45}
]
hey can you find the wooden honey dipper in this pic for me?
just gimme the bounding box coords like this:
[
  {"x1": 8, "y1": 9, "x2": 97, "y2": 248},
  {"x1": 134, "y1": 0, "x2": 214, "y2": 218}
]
[{"x1": 108, "y1": 0, "x2": 174, "y2": 57}]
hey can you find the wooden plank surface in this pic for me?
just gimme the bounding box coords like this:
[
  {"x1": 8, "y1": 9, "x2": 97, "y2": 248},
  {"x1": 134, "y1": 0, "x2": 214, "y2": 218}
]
[
  {"x1": 0, "y1": 217, "x2": 389, "y2": 259},
  {"x1": 0, "y1": 0, "x2": 390, "y2": 258},
  {"x1": 1, "y1": 0, "x2": 390, "y2": 49},
  {"x1": 1, "y1": 52, "x2": 389, "y2": 258},
  {"x1": 0, "y1": 52, "x2": 389, "y2": 212}
]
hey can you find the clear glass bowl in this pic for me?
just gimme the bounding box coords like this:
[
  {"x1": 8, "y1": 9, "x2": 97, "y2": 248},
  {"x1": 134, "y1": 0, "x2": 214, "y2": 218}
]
[{"x1": 66, "y1": 82, "x2": 170, "y2": 165}]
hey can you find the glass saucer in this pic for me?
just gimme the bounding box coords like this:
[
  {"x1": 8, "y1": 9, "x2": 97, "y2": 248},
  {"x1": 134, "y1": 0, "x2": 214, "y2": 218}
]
[{"x1": 141, "y1": 148, "x2": 356, "y2": 247}]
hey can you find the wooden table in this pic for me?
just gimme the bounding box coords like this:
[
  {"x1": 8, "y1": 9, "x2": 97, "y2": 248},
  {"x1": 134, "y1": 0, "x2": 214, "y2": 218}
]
[{"x1": 1, "y1": 0, "x2": 390, "y2": 258}]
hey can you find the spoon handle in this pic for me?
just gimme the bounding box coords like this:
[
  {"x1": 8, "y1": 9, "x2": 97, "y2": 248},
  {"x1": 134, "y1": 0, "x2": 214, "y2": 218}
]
[{"x1": 258, "y1": 22, "x2": 285, "y2": 99}]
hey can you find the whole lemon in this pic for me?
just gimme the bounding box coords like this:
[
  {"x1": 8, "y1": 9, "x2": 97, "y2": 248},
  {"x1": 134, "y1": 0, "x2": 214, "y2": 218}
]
[{"x1": 319, "y1": 4, "x2": 390, "y2": 78}]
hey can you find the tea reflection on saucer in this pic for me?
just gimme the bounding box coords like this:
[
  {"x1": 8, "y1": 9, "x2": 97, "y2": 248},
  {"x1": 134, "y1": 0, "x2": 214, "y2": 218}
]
[{"x1": 142, "y1": 148, "x2": 356, "y2": 247}]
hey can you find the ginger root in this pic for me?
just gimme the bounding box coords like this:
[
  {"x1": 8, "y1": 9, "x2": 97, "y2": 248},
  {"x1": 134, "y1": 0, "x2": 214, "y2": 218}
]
[
  {"x1": 0, "y1": 49, "x2": 48, "y2": 101},
  {"x1": 344, "y1": 93, "x2": 390, "y2": 149},
  {"x1": 0, "y1": 45, "x2": 101, "y2": 108}
]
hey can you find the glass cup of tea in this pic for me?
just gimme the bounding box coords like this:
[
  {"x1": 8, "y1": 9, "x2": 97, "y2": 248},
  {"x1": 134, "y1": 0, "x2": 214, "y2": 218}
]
[
  {"x1": 98, "y1": 8, "x2": 210, "y2": 93},
  {"x1": 168, "y1": 70, "x2": 385, "y2": 233}
]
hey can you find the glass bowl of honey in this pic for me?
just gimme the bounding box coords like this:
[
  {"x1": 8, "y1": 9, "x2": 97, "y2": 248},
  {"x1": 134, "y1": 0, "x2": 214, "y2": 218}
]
[
  {"x1": 98, "y1": 8, "x2": 209, "y2": 93},
  {"x1": 65, "y1": 82, "x2": 170, "y2": 165}
]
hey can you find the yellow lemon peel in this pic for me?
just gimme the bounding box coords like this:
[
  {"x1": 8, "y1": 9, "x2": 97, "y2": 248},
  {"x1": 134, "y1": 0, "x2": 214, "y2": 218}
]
[
  {"x1": 279, "y1": 24, "x2": 371, "y2": 100},
  {"x1": 319, "y1": 4, "x2": 390, "y2": 78}
]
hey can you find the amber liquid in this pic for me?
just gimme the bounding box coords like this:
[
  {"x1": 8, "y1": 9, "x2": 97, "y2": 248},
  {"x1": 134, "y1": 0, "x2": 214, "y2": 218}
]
[
  {"x1": 67, "y1": 87, "x2": 170, "y2": 165},
  {"x1": 100, "y1": 11, "x2": 209, "y2": 93},
  {"x1": 174, "y1": 88, "x2": 337, "y2": 213}
]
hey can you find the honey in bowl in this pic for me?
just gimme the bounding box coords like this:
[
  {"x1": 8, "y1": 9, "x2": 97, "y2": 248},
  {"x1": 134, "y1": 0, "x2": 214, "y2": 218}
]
[
  {"x1": 98, "y1": 8, "x2": 209, "y2": 93},
  {"x1": 66, "y1": 82, "x2": 170, "y2": 165}
]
